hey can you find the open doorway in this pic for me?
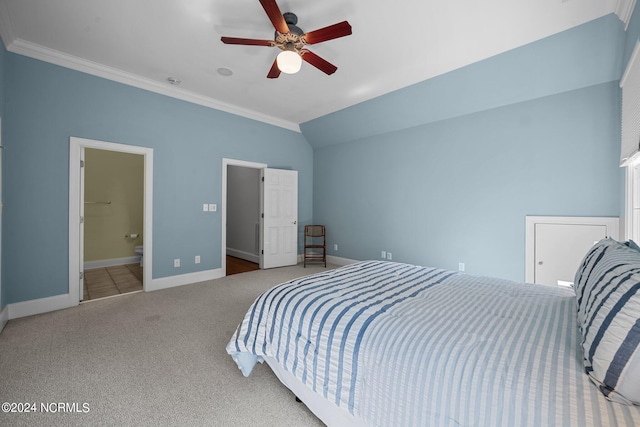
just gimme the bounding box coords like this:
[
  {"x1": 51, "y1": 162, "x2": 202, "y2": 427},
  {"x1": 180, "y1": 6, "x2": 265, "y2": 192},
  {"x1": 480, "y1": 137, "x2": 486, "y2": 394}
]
[
  {"x1": 222, "y1": 159, "x2": 266, "y2": 276},
  {"x1": 226, "y1": 164, "x2": 261, "y2": 275},
  {"x1": 82, "y1": 148, "x2": 144, "y2": 300},
  {"x1": 69, "y1": 137, "x2": 153, "y2": 306},
  {"x1": 221, "y1": 158, "x2": 299, "y2": 275}
]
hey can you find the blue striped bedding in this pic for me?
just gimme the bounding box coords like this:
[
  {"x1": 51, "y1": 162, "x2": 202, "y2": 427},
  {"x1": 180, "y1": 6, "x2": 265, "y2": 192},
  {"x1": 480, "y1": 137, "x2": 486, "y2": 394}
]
[{"x1": 227, "y1": 261, "x2": 640, "y2": 426}]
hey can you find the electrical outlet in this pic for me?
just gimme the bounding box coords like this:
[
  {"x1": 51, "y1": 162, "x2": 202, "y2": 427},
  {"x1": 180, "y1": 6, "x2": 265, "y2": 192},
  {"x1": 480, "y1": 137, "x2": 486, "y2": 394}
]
[
  {"x1": 174, "y1": 258, "x2": 180, "y2": 268},
  {"x1": 334, "y1": 244, "x2": 338, "y2": 251},
  {"x1": 387, "y1": 252, "x2": 392, "y2": 260},
  {"x1": 209, "y1": 204, "x2": 217, "y2": 212},
  {"x1": 381, "y1": 250, "x2": 386, "y2": 259},
  {"x1": 195, "y1": 255, "x2": 201, "y2": 264},
  {"x1": 458, "y1": 262, "x2": 465, "y2": 272}
]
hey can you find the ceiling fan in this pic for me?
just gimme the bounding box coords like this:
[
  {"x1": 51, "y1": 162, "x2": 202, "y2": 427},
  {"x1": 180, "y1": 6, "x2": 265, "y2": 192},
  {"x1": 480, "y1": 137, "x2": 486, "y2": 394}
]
[{"x1": 220, "y1": 0, "x2": 352, "y2": 78}]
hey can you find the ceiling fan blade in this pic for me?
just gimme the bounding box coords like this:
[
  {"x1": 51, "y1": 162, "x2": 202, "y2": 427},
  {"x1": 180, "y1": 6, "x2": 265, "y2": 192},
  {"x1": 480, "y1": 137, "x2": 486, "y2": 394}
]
[
  {"x1": 303, "y1": 21, "x2": 352, "y2": 45},
  {"x1": 301, "y1": 51, "x2": 338, "y2": 75},
  {"x1": 267, "y1": 58, "x2": 281, "y2": 79},
  {"x1": 221, "y1": 37, "x2": 273, "y2": 46},
  {"x1": 259, "y1": 0, "x2": 289, "y2": 34}
]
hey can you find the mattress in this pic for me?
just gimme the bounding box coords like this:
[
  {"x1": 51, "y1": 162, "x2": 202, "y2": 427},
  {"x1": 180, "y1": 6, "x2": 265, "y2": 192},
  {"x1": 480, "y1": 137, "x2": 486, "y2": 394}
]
[{"x1": 227, "y1": 261, "x2": 640, "y2": 426}]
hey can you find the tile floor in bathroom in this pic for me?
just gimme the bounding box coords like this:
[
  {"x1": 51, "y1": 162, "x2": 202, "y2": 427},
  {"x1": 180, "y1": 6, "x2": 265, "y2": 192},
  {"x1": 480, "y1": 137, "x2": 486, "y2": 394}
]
[
  {"x1": 83, "y1": 264, "x2": 143, "y2": 301},
  {"x1": 82, "y1": 256, "x2": 257, "y2": 301}
]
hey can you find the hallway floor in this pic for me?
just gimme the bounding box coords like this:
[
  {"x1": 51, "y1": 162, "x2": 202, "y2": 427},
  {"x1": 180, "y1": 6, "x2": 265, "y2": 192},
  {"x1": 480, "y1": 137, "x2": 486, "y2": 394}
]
[{"x1": 226, "y1": 255, "x2": 259, "y2": 275}]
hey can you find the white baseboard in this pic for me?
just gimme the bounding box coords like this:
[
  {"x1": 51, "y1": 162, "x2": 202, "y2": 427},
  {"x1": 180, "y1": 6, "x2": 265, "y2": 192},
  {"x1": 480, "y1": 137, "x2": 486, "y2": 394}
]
[
  {"x1": 4, "y1": 268, "x2": 225, "y2": 320},
  {"x1": 8, "y1": 293, "x2": 74, "y2": 320},
  {"x1": 327, "y1": 255, "x2": 359, "y2": 266},
  {"x1": 84, "y1": 256, "x2": 141, "y2": 270},
  {"x1": 0, "y1": 305, "x2": 8, "y2": 333},
  {"x1": 226, "y1": 248, "x2": 259, "y2": 264},
  {"x1": 148, "y1": 268, "x2": 224, "y2": 292},
  {"x1": 296, "y1": 254, "x2": 358, "y2": 266},
  {"x1": 4, "y1": 258, "x2": 351, "y2": 322}
]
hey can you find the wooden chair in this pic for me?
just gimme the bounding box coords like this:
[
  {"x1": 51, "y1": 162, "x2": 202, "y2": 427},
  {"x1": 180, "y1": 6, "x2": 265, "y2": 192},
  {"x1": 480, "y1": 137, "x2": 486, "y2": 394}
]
[{"x1": 304, "y1": 225, "x2": 326, "y2": 267}]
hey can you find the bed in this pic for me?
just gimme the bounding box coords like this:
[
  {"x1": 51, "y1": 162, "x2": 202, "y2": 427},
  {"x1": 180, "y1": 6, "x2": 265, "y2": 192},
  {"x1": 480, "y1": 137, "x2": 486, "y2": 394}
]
[{"x1": 227, "y1": 239, "x2": 640, "y2": 426}]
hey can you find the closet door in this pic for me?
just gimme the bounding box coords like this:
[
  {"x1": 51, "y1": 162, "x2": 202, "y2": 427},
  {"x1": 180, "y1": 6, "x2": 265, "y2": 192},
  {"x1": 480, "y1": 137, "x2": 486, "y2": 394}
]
[
  {"x1": 534, "y1": 223, "x2": 606, "y2": 286},
  {"x1": 525, "y1": 216, "x2": 619, "y2": 286}
]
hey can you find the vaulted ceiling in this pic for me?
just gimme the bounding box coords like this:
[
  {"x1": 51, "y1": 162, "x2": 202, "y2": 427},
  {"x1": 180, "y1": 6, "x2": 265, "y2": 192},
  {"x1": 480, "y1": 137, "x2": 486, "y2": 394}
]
[{"x1": 0, "y1": 0, "x2": 629, "y2": 131}]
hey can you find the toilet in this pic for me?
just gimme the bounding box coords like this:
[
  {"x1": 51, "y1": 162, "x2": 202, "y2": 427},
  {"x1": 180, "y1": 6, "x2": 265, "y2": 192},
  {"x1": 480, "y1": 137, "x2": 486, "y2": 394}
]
[{"x1": 135, "y1": 245, "x2": 144, "y2": 267}]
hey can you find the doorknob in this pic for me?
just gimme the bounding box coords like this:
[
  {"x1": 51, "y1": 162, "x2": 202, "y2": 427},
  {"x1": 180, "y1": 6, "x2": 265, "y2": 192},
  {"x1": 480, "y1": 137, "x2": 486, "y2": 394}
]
[{"x1": 293, "y1": 220, "x2": 297, "y2": 224}]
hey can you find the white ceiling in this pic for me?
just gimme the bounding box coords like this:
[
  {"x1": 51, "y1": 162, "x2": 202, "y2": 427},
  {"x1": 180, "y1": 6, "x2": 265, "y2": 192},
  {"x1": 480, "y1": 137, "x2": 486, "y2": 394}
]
[{"x1": 0, "y1": 0, "x2": 626, "y2": 132}]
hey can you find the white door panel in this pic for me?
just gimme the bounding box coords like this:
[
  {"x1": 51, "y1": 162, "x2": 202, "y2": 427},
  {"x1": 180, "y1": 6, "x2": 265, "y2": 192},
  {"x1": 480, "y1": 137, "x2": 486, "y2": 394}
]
[
  {"x1": 525, "y1": 216, "x2": 619, "y2": 285},
  {"x1": 261, "y1": 168, "x2": 298, "y2": 269},
  {"x1": 534, "y1": 223, "x2": 607, "y2": 286}
]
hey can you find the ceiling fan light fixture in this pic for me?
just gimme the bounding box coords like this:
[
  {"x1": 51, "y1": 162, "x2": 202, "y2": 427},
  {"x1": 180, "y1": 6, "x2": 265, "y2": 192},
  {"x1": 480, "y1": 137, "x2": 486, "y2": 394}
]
[{"x1": 276, "y1": 50, "x2": 302, "y2": 74}]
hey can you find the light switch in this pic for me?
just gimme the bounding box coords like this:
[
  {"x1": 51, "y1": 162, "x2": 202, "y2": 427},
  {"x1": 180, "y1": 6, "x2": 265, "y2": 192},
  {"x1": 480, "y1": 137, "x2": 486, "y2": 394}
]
[{"x1": 203, "y1": 204, "x2": 209, "y2": 212}]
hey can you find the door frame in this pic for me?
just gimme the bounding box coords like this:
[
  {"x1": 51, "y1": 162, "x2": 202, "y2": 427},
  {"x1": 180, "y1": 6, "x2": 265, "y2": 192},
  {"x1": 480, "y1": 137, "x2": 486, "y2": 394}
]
[
  {"x1": 221, "y1": 158, "x2": 267, "y2": 276},
  {"x1": 69, "y1": 137, "x2": 153, "y2": 306}
]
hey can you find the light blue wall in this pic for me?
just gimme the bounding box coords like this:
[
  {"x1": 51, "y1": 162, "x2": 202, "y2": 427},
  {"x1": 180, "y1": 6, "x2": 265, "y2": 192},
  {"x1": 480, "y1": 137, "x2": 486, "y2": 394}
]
[
  {"x1": 2, "y1": 53, "x2": 313, "y2": 304},
  {"x1": 310, "y1": 14, "x2": 626, "y2": 282},
  {"x1": 1, "y1": 8, "x2": 637, "y2": 305},
  {"x1": 314, "y1": 83, "x2": 621, "y2": 281},
  {"x1": 301, "y1": 14, "x2": 625, "y2": 149}
]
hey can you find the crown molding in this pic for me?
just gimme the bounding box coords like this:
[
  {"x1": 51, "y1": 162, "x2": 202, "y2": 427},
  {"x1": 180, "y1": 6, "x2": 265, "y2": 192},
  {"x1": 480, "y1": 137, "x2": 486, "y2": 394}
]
[
  {"x1": 616, "y1": 0, "x2": 638, "y2": 29},
  {"x1": 5, "y1": 38, "x2": 301, "y2": 133},
  {"x1": 0, "y1": 0, "x2": 17, "y2": 49}
]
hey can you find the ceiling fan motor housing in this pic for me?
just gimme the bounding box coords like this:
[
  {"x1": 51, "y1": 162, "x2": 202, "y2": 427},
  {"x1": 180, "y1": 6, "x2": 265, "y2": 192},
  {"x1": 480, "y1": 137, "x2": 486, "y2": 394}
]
[{"x1": 281, "y1": 12, "x2": 303, "y2": 36}]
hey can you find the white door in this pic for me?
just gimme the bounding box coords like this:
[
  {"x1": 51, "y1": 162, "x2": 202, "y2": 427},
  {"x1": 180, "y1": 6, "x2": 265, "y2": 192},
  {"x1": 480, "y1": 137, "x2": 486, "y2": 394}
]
[
  {"x1": 534, "y1": 223, "x2": 607, "y2": 286},
  {"x1": 79, "y1": 148, "x2": 86, "y2": 301},
  {"x1": 260, "y1": 168, "x2": 298, "y2": 269}
]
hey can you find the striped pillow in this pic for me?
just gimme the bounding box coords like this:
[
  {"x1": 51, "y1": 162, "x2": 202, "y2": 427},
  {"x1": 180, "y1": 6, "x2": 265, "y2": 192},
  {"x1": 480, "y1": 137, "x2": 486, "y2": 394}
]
[{"x1": 573, "y1": 238, "x2": 640, "y2": 404}]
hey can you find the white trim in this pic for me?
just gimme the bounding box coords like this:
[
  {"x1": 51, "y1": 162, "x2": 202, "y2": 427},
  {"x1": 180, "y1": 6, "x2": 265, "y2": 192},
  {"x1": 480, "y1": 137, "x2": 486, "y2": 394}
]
[
  {"x1": 0, "y1": 305, "x2": 8, "y2": 333},
  {"x1": 69, "y1": 137, "x2": 153, "y2": 306},
  {"x1": 616, "y1": 0, "x2": 638, "y2": 30},
  {"x1": 8, "y1": 294, "x2": 72, "y2": 320},
  {"x1": 297, "y1": 254, "x2": 359, "y2": 267},
  {"x1": 84, "y1": 256, "x2": 141, "y2": 270},
  {"x1": 0, "y1": 1, "x2": 17, "y2": 50},
  {"x1": 147, "y1": 269, "x2": 224, "y2": 292},
  {"x1": 80, "y1": 290, "x2": 142, "y2": 304},
  {"x1": 624, "y1": 156, "x2": 640, "y2": 241},
  {"x1": 621, "y1": 149, "x2": 640, "y2": 167},
  {"x1": 326, "y1": 255, "x2": 359, "y2": 266},
  {"x1": 222, "y1": 158, "x2": 268, "y2": 277},
  {"x1": 6, "y1": 39, "x2": 300, "y2": 133},
  {"x1": 627, "y1": 164, "x2": 634, "y2": 241},
  {"x1": 524, "y1": 216, "x2": 620, "y2": 283},
  {"x1": 3, "y1": 268, "x2": 222, "y2": 319},
  {"x1": 620, "y1": 41, "x2": 640, "y2": 89}
]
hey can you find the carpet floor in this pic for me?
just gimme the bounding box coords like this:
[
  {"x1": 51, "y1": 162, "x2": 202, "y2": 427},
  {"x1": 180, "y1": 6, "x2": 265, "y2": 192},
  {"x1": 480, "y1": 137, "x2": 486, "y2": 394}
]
[{"x1": 0, "y1": 263, "x2": 335, "y2": 426}]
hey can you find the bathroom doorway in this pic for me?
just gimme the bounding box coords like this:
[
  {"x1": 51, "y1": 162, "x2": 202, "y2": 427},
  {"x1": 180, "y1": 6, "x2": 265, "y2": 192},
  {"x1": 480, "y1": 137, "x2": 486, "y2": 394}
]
[
  {"x1": 82, "y1": 148, "x2": 144, "y2": 300},
  {"x1": 69, "y1": 137, "x2": 153, "y2": 305}
]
